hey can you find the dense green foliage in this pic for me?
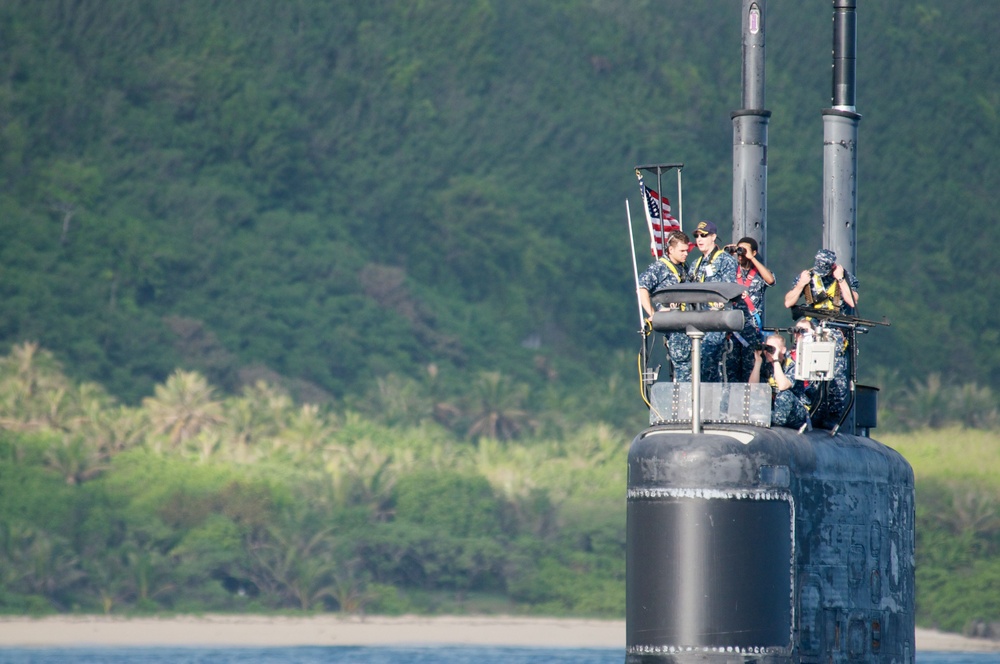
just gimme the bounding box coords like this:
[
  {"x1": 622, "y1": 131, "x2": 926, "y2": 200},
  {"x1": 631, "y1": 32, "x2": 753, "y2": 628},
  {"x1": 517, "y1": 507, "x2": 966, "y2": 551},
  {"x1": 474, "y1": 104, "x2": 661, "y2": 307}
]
[
  {"x1": 882, "y1": 429, "x2": 1000, "y2": 636},
  {"x1": 0, "y1": 1, "x2": 997, "y2": 407},
  {"x1": 0, "y1": 345, "x2": 627, "y2": 616},
  {"x1": 1, "y1": 344, "x2": 998, "y2": 637}
]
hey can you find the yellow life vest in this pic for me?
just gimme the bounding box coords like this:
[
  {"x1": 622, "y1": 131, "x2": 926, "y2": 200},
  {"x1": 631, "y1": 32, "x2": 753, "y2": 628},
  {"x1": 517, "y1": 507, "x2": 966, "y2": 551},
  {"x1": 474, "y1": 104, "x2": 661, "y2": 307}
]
[
  {"x1": 693, "y1": 248, "x2": 727, "y2": 309},
  {"x1": 767, "y1": 357, "x2": 794, "y2": 391},
  {"x1": 657, "y1": 257, "x2": 687, "y2": 311},
  {"x1": 693, "y1": 247, "x2": 723, "y2": 283},
  {"x1": 804, "y1": 271, "x2": 842, "y2": 310},
  {"x1": 658, "y1": 256, "x2": 685, "y2": 283}
]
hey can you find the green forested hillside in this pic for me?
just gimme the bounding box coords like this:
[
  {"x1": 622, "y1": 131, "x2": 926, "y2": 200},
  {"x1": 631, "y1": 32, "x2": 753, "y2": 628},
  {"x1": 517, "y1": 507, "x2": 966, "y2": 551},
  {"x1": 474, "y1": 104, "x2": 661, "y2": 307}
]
[{"x1": 0, "y1": 1, "x2": 997, "y2": 406}]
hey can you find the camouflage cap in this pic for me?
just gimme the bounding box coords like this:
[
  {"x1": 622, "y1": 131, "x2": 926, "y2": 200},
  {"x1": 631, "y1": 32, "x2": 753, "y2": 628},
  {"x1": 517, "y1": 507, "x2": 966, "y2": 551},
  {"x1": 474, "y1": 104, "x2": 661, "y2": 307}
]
[{"x1": 813, "y1": 249, "x2": 836, "y2": 275}]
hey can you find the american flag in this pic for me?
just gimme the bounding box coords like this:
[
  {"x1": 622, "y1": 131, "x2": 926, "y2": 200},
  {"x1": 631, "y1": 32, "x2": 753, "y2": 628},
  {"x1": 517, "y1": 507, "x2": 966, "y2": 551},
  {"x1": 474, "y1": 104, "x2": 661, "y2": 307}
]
[{"x1": 638, "y1": 174, "x2": 679, "y2": 258}]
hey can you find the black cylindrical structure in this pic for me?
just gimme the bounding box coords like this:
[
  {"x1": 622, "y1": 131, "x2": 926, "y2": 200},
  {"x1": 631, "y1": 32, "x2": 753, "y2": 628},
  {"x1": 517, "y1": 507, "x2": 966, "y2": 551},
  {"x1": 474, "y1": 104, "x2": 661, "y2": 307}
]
[
  {"x1": 628, "y1": 485, "x2": 792, "y2": 651},
  {"x1": 831, "y1": 0, "x2": 857, "y2": 109},
  {"x1": 733, "y1": 0, "x2": 770, "y2": 324},
  {"x1": 625, "y1": 425, "x2": 915, "y2": 663},
  {"x1": 741, "y1": 0, "x2": 765, "y2": 111}
]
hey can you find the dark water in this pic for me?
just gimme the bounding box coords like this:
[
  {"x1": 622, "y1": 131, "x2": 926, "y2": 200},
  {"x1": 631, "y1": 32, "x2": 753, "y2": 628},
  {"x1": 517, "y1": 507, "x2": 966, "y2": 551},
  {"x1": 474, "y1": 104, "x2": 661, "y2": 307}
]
[
  {"x1": 0, "y1": 647, "x2": 994, "y2": 663},
  {"x1": 0, "y1": 647, "x2": 609, "y2": 664}
]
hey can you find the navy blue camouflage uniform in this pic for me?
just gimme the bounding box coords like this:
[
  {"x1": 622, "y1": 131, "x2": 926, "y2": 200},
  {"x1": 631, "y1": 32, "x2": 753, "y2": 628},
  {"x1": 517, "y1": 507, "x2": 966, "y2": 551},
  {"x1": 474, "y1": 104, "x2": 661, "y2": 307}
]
[
  {"x1": 799, "y1": 326, "x2": 850, "y2": 429},
  {"x1": 726, "y1": 265, "x2": 771, "y2": 382},
  {"x1": 796, "y1": 270, "x2": 860, "y2": 317},
  {"x1": 637, "y1": 257, "x2": 691, "y2": 381},
  {"x1": 689, "y1": 248, "x2": 738, "y2": 382},
  {"x1": 760, "y1": 355, "x2": 809, "y2": 428},
  {"x1": 791, "y1": 250, "x2": 859, "y2": 428}
]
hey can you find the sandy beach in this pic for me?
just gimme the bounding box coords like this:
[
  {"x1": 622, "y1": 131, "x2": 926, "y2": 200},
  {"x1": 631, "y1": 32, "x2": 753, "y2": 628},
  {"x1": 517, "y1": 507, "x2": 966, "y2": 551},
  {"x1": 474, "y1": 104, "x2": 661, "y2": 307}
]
[{"x1": 0, "y1": 615, "x2": 998, "y2": 653}]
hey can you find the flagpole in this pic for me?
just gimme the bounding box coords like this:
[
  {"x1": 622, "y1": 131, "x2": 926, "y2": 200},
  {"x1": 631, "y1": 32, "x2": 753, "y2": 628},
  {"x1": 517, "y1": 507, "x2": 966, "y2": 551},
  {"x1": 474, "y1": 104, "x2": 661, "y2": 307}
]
[
  {"x1": 677, "y1": 168, "x2": 684, "y2": 231},
  {"x1": 656, "y1": 166, "x2": 665, "y2": 251},
  {"x1": 626, "y1": 199, "x2": 645, "y2": 330},
  {"x1": 628, "y1": 198, "x2": 654, "y2": 405},
  {"x1": 636, "y1": 162, "x2": 685, "y2": 247}
]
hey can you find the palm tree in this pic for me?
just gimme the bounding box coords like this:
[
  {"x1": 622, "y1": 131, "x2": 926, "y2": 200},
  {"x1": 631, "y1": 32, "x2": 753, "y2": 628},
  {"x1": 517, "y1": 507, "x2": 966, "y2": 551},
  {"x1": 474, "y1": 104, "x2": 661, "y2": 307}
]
[
  {"x1": 328, "y1": 560, "x2": 374, "y2": 614},
  {"x1": 470, "y1": 437, "x2": 512, "y2": 485},
  {"x1": 218, "y1": 397, "x2": 261, "y2": 458},
  {"x1": 465, "y1": 371, "x2": 535, "y2": 442},
  {"x1": 275, "y1": 403, "x2": 338, "y2": 459},
  {"x1": 229, "y1": 382, "x2": 291, "y2": 444},
  {"x1": 43, "y1": 434, "x2": 109, "y2": 485},
  {"x1": 142, "y1": 370, "x2": 223, "y2": 447},
  {"x1": 0, "y1": 343, "x2": 73, "y2": 431},
  {"x1": 245, "y1": 507, "x2": 341, "y2": 610},
  {"x1": 952, "y1": 382, "x2": 999, "y2": 430},
  {"x1": 7, "y1": 341, "x2": 46, "y2": 397},
  {"x1": 324, "y1": 439, "x2": 397, "y2": 519},
  {"x1": 946, "y1": 483, "x2": 1000, "y2": 542},
  {"x1": 899, "y1": 373, "x2": 953, "y2": 429},
  {"x1": 0, "y1": 524, "x2": 86, "y2": 606},
  {"x1": 373, "y1": 373, "x2": 433, "y2": 426},
  {"x1": 84, "y1": 405, "x2": 148, "y2": 456},
  {"x1": 185, "y1": 430, "x2": 224, "y2": 463},
  {"x1": 82, "y1": 549, "x2": 130, "y2": 614},
  {"x1": 555, "y1": 422, "x2": 625, "y2": 467},
  {"x1": 54, "y1": 381, "x2": 112, "y2": 431},
  {"x1": 122, "y1": 546, "x2": 175, "y2": 606}
]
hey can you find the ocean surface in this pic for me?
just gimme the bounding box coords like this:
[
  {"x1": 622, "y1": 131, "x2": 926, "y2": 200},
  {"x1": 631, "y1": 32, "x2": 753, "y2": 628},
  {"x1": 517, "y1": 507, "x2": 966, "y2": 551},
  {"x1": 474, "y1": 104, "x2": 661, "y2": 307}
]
[{"x1": 0, "y1": 647, "x2": 993, "y2": 664}]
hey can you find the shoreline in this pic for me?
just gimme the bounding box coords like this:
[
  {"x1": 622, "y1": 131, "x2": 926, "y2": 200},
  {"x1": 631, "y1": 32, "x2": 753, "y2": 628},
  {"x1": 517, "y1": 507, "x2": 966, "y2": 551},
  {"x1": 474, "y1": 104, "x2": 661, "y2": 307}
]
[{"x1": 0, "y1": 615, "x2": 998, "y2": 652}]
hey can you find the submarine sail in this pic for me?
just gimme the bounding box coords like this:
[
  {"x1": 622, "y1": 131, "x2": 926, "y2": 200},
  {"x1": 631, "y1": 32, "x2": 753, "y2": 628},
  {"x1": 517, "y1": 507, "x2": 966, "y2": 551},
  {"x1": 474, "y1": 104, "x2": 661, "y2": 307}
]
[{"x1": 624, "y1": 2, "x2": 915, "y2": 662}]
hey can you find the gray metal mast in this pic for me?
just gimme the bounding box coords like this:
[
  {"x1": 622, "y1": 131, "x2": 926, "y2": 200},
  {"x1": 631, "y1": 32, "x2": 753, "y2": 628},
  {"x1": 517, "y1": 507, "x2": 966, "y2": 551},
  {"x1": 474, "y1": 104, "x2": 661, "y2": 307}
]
[
  {"x1": 822, "y1": 0, "x2": 860, "y2": 277},
  {"x1": 824, "y1": 0, "x2": 861, "y2": 436},
  {"x1": 731, "y1": 0, "x2": 769, "y2": 260}
]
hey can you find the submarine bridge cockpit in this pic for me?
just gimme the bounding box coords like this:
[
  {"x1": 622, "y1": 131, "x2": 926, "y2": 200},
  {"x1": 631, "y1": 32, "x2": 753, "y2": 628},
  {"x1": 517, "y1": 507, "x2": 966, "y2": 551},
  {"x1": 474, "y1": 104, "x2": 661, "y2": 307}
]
[
  {"x1": 638, "y1": 283, "x2": 883, "y2": 437},
  {"x1": 642, "y1": 283, "x2": 771, "y2": 434}
]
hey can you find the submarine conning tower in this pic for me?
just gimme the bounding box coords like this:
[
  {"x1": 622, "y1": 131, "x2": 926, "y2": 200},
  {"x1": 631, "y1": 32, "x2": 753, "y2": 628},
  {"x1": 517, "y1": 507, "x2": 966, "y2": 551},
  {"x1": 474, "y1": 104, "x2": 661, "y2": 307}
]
[
  {"x1": 625, "y1": 424, "x2": 915, "y2": 663},
  {"x1": 625, "y1": 1, "x2": 915, "y2": 662},
  {"x1": 626, "y1": 289, "x2": 915, "y2": 663}
]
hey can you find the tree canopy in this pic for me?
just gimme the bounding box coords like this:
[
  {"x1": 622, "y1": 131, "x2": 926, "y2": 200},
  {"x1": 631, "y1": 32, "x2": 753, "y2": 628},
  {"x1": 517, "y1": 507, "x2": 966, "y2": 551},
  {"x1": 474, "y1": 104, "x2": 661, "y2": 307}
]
[{"x1": 0, "y1": 1, "x2": 996, "y2": 408}]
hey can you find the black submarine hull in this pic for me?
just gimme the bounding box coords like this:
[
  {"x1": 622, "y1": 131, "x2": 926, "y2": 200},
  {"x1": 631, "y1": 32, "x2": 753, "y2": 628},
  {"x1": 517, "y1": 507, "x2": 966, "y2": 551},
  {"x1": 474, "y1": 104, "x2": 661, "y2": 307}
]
[{"x1": 625, "y1": 425, "x2": 914, "y2": 663}]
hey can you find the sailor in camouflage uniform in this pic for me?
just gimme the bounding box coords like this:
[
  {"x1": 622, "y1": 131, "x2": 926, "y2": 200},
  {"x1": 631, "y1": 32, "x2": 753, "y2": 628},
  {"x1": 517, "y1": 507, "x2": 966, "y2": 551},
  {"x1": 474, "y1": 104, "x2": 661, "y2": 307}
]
[
  {"x1": 724, "y1": 236, "x2": 775, "y2": 383},
  {"x1": 784, "y1": 248, "x2": 859, "y2": 315},
  {"x1": 750, "y1": 333, "x2": 808, "y2": 429},
  {"x1": 784, "y1": 250, "x2": 859, "y2": 428},
  {"x1": 637, "y1": 231, "x2": 692, "y2": 381},
  {"x1": 790, "y1": 315, "x2": 848, "y2": 429},
  {"x1": 688, "y1": 221, "x2": 738, "y2": 382}
]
